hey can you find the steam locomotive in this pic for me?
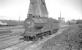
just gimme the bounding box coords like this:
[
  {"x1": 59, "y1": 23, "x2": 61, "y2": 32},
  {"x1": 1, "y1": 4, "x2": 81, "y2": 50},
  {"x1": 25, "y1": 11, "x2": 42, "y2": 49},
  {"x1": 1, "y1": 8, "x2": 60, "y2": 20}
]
[{"x1": 20, "y1": 14, "x2": 59, "y2": 41}]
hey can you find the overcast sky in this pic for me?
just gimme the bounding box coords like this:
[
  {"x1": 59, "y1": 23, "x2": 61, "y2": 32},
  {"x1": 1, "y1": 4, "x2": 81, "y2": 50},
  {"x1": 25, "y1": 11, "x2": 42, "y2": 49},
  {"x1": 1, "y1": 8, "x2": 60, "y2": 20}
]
[{"x1": 0, "y1": 0, "x2": 82, "y2": 21}]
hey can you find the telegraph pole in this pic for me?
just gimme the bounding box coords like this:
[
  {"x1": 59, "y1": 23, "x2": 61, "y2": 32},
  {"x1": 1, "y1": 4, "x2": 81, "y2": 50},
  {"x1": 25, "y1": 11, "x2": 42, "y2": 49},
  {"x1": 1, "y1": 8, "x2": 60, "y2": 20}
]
[{"x1": 18, "y1": 16, "x2": 21, "y2": 25}]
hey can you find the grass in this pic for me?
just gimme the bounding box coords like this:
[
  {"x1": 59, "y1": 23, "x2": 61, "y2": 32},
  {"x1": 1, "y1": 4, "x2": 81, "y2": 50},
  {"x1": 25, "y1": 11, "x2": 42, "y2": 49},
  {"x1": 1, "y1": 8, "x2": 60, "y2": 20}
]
[{"x1": 41, "y1": 24, "x2": 82, "y2": 50}]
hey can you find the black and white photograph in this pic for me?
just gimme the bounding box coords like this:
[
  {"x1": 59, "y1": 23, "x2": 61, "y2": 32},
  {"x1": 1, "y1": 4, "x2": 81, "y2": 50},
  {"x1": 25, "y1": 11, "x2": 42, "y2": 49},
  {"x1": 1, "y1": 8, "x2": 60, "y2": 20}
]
[{"x1": 0, "y1": 0, "x2": 82, "y2": 50}]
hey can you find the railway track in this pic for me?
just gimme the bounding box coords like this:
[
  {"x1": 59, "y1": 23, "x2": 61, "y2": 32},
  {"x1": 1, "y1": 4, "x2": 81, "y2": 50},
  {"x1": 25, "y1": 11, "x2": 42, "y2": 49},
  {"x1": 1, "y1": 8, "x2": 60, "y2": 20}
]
[
  {"x1": 1, "y1": 25, "x2": 69, "y2": 50},
  {"x1": 28, "y1": 27, "x2": 68, "y2": 50}
]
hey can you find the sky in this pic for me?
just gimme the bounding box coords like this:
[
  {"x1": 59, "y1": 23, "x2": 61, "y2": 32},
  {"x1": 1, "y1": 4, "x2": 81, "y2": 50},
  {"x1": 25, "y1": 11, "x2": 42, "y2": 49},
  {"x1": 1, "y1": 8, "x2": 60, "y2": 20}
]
[{"x1": 0, "y1": 0, "x2": 82, "y2": 21}]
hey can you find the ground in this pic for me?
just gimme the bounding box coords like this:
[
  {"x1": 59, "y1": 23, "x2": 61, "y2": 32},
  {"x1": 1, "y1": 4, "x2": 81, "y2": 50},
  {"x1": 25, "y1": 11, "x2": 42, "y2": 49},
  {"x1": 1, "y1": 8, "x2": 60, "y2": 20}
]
[{"x1": 0, "y1": 24, "x2": 82, "y2": 50}]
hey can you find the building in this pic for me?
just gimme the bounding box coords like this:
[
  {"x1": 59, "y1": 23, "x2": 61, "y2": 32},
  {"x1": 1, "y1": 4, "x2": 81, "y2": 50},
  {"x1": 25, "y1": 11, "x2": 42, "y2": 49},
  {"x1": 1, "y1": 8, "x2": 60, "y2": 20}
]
[{"x1": 28, "y1": 0, "x2": 48, "y2": 17}]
